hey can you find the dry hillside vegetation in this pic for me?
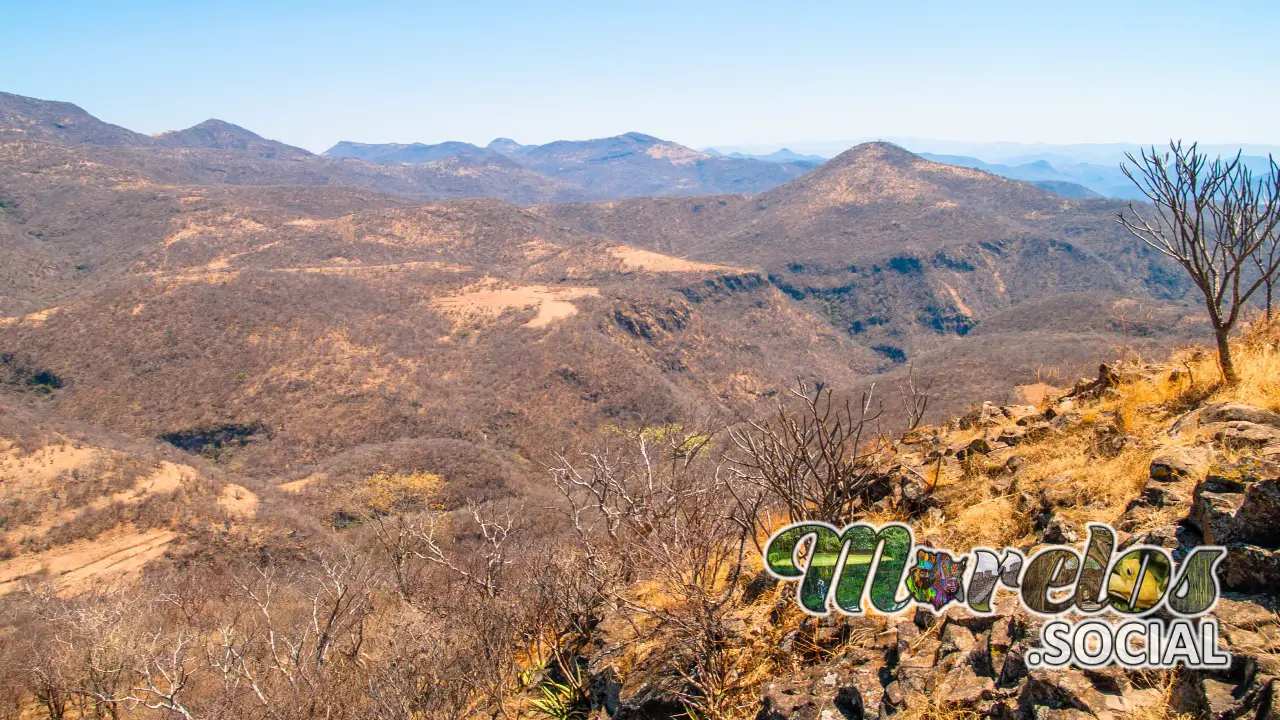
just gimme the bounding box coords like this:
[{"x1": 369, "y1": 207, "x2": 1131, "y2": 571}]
[
  {"x1": 4, "y1": 91, "x2": 1273, "y2": 720},
  {"x1": 0, "y1": 321, "x2": 1274, "y2": 720},
  {"x1": 0, "y1": 406, "x2": 272, "y2": 599},
  {"x1": 2, "y1": 122, "x2": 1206, "y2": 480}
]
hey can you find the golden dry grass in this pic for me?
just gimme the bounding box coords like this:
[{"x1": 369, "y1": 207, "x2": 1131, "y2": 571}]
[{"x1": 932, "y1": 316, "x2": 1280, "y2": 550}]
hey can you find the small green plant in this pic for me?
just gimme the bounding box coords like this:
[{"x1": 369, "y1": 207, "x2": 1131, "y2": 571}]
[
  {"x1": 528, "y1": 676, "x2": 586, "y2": 720},
  {"x1": 528, "y1": 663, "x2": 588, "y2": 720}
]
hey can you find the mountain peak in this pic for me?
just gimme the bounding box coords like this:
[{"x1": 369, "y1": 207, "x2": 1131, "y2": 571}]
[
  {"x1": 825, "y1": 141, "x2": 920, "y2": 168},
  {"x1": 188, "y1": 118, "x2": 256, "y2": 134},
  {"x1": 487, "y1": 138, "x2": 524, "y2": 155},
  {"x1": 155, "y1": 119, "x2": 311, "y2": 157},
  {"x1": 621, "y1": 132, "x2": 661, "y2": 144},
  {"x1": 0, "y1": 91, "x2": 153, "y2": 147}
]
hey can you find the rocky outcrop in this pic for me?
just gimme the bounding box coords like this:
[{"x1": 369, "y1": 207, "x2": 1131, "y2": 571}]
[{"x1": 576, "y1": 373, "x2": 1280, "y2": 720}]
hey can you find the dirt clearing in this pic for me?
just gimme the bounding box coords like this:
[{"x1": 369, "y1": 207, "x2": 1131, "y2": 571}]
[
  {"x1": 431, "y1": 279, "x2": 600, "y2": 328},
  {"x1": 610, "y1": 246, "x2": 740, "y2": 273}
]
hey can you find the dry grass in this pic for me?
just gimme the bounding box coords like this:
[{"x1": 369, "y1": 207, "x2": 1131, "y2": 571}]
[
  {"x1": 1122, "y1": 672, "x2": 1196, "y2": 720},
  {"x1": 933, "y1": 315, "x2": 1280, "y2": 550},
  {"x1": 890, "y1": 695, "x2": 983, "y2": 720}
]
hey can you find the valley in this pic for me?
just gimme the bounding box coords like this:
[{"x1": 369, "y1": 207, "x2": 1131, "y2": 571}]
[{"x1": 2, "y1": 89, "x2": 1263, "y2": 720}]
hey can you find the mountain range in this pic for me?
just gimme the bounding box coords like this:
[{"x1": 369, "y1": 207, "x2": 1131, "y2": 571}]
[
  {"x1": 324, "y1": 132, "x2": 819, "y2": 197},
  {"x1": 0, "y1": 89, "x2": 1205, "y2": 481},
  {"x1": 710, "y1": 140, "x2": 1278, "y2": 200},
  {"x1": 703, "y1": 147, "x2": 828, "y2": 164}
]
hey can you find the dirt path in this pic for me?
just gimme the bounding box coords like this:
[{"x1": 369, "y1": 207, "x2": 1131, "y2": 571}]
[
  {"x1": 0, "y1": 528, "x2": 178, "y2": 596},
  {"x1": 278, "y1": 473, "x2": 323, "y2": 493}
]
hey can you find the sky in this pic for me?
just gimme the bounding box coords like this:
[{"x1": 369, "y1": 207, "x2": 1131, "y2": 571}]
[{"x1": 4, "y1": 0, "x2": 1278, "y2": 154}]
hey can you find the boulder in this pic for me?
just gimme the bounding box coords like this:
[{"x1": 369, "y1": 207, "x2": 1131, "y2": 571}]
[
  {"x1": 587, "y1": 666, "x2": 623, "y2": 717},
  {"x1": 1213, "y1": 595, "x2": 1278, "y2": 631},
  {"x1": 1039, "y1": 475, "x2": 1078, "y2": 508},
  {"x1": 756, "y1": 665, "x2": 872, "y2": 720},
  {"x1": 1172, "y1": 670, "x2": 1277, "y2": 720},
  {"x1": 1003, "y1": 405, "x2": 1040, "y2": 424},
  {"x1": 1204, "y1": 457, "x2": 1280, "y2": 492},
  {"x1": 614, "y1": 678, "x2": 689, "y2": 720},
  {"x1": 1191, "y1": 468, "x2": 1280, "y2": 549},
  {"x1": 1021, "y1": 670, "x2": 1120, "y2": 718},
  {"x1": 1041, "y1": 516, "x2": 1079, "y2": 544},
  {"x1": 980, "y1": 402, "x2": 1009, "y2": 427},
  {"x1": 1190, "y1": 488, "x2": 1246, "y2": 544},
  {"x1": 1051, "y1": 411, "x2": 1084, "y2": 429},
  {"x1": 1142, "y1": 484, "x2": 1186, "y2": 508},
  {"x1": 966, "y1": 437, "x2": 993, "y2": 456},
  {"x1": 935, "y1": 664, "x2": 995, "y2": 708},
  {"x1": 1200, "y1": 402, "x2": 1280, "y2": 428},
  {"x1": 997, "y1": 426, "x2": 1028, "y2": 446},
  {"x1": 1221, "y1": 544, "x2": 1280, "y2": 595},
  {"x1": 1238, "y1": 479, "x2": 1280, "y2": 547},
  {"x1": 1202, "y1": 421, "x2": 1280, "y2": 449},
  {"x1": 1150, "y1": 446, "x2": 1212, "y2": 482}
]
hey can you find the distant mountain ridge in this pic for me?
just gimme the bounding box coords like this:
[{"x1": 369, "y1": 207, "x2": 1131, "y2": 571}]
[
  {"x1": 323, "y1": 131, "x2": 817, "y2": 197},
  {"x1": 703, "y1": 147, "x2": 827, "y2": 164},
  {"x1": 918, "y1": 152, "x2": 1135, "y2": 199},
  {"x1": 0, "y1": 91, "x2": 818, "y2": 202}
]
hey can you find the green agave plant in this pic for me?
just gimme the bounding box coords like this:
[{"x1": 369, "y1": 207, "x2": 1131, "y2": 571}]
[{"x1": 528, "y1": 668, "x2": 587, "y2": 720}]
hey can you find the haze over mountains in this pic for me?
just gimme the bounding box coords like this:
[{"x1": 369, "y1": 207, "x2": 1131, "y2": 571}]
[
  {"x1": 0, "y1": 91, "x2": 814, "y2": 204},
  {"x1": 719, "y1": 140, "x2": 1280, "y2": 200},
  {"x1": 324, "y1": 132, "x2": 818, "y2": 197}
]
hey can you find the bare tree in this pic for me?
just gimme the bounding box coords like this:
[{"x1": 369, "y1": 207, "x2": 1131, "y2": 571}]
[
  {"x1": 1254, "y1": 217, "x2": 1280, "y2": 318},
  {"x1": 550, "y1": 425, "x2": 756, "y2": 715},
  {"x1": 896, "y1": 363, "x2": 933, "y2": 431},
  {"x1": 726, "y1": 380, "x2": 884, "y2": 524},
  {"x1": 1119, "y1": 142, "x2": 1280, "y2": 383},
  {"x1": 206, "y1": 548, "x2": 377, "y2": 720}
]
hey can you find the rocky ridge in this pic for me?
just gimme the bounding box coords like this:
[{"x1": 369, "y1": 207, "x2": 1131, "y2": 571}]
[{"x1": 578, "y1": 350, "x2": 1280, "y2": 720}]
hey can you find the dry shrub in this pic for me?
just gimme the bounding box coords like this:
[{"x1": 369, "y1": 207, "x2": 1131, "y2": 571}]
[{"x1": 362, "y1": 469, "x2": 442, "y2": 513}]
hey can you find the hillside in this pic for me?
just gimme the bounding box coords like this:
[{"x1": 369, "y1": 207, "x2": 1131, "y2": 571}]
[
  {"x1": 1, "y1": 318, "x2": 1275, "y2": 720},
  {"x1": 0, "y1": 128, "x2": 1208, "y2": 483},
  {"x1": 0, "y1": 129, "x2": 872, "y2": 474},
  {"x1": 535, "y1": 142, "x2": 1198, "y2": 370},
  {"x1": 0, "y1": 93, "x2": 1211, "y2": 492}
]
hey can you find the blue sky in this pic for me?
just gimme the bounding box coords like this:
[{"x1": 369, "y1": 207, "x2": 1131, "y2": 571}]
[{"x1": 4, "y1": 0, "x2": 1277, "y2": 153}]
